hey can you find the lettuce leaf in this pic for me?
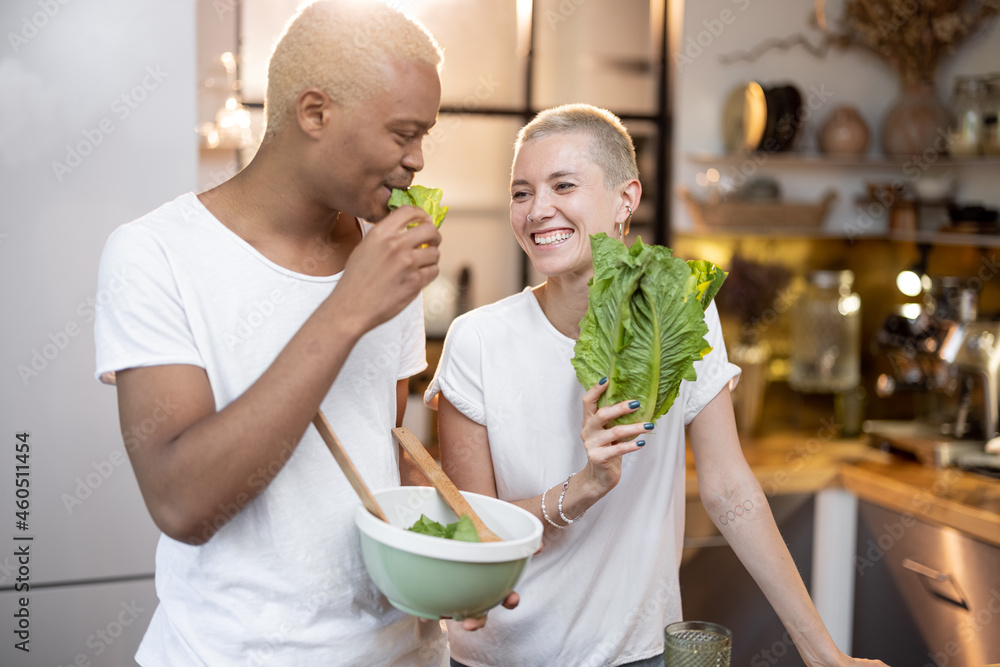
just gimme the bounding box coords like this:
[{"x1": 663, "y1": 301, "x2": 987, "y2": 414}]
[
  {"x1": 407, "y1": 514, "x2": 480, "y2": 542},
  {"x1": 448, "y1": 515, "x2": 480, "y2": 542},
  {"x1": 388, "y1": 185, "x2": 449, "y2": 228},
  {"x1": 408, "y1": 514, "x2": 449, "y2": 538},
  {"x1": 571, "y1": 234, "x2": 727, "y2": 426}
]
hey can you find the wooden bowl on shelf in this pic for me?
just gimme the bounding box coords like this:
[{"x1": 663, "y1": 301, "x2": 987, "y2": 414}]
[{"x1": 679, "y1": 187, "x2": 837, "y2": 229}]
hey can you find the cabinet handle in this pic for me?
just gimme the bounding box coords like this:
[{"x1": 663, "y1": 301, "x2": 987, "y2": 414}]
[
  {"x1": 902, "y1": 558, "x2": 969, "y2": 609},
  {"x1": 901, "y1": 558, "x2": 948, "y2": 581}
]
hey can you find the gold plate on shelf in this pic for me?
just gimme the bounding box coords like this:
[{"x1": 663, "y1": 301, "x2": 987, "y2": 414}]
[{"x1": 721, "y1": 81, "x2": 767, "y2": 153}]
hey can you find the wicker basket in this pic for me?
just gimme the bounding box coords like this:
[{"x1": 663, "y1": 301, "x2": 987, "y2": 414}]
[{"x1": 680, "y1": 187, "x2": 837, "y2": 229}]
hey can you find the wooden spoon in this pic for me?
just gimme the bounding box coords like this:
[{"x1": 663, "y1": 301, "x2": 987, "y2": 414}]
[
  {"x1": 392, "y1": 427, "x2": 502, "y2": 542},
  {"x1": 313, "y1": 411, "x2": 388, "y2": 522}
]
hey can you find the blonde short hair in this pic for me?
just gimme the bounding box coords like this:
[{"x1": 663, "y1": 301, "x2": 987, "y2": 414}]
[
  {"x1": 264, "y1": 0, "x2": 443, "y2": 141},
  {"x1": 513, "y1": 104, "x2": 639, "y2": 190}
]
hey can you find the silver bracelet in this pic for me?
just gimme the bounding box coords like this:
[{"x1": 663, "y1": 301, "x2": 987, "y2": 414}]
[
  {"x1": 558, "y1": 472, "x2": 586, "y2": 524},
  {"x1": 539, "y1": 483, "x2": 564, "y2": 529}
]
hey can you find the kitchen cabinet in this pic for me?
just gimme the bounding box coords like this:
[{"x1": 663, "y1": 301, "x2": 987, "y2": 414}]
[{"x1": 852, "y1": 500, "x2": 1000, "y2": 666}]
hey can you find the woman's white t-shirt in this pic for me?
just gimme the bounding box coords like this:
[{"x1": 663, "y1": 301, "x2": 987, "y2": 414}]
[
  {"x1": 94, "y1": 193, "x2": 446, "y2": 666},
  {"x1": 425, "y1": 288, "x2": 739, "y2": 667}
]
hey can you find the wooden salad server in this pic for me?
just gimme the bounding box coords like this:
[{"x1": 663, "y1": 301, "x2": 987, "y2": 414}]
[
  {"x1": 313, "y1": 411, "x2": 388, "y2": 522},
  {"x1": 392, "y1": 427, "x2": 503, "y2": 542}
]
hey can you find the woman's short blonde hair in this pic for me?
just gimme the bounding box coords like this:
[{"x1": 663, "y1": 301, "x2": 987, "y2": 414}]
[
  {"x1": 264, "y1": 0, "x2": 443, "y2": 141},
  {"x1": 513, "y1": 104, "x2": 639, "y2": 189}
]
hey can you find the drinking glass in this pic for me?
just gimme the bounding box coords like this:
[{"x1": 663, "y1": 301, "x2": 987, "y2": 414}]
[{"x1": 663, "y1": 621, "x2": 731, "y2": 666}]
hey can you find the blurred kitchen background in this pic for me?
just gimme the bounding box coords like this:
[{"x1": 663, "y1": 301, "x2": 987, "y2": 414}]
[{"x1": 2, "y1": 0, "x2": 999, "y2": 665}]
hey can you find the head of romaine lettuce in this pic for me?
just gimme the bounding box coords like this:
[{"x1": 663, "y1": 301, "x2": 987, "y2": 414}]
[
  {"x1": 571, "y1": 234, "x2": 727, "y2": 426},
  {"x1": 387, "y1": 185, "x2": 449, "y2": 228}
]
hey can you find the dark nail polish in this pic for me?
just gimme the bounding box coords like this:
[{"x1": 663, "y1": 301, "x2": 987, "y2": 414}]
[
  {"x1": 636, "y1": 440, "x2": 646, "y2": 447},
  {"x1": 599, "y1": 377, "x2": 608, "y2": 385},
  {"x1": 644, "y1": 422, "x2": 655, "y2": 430},
  {"x1": 628, "y1": 400, "x2": 640, "y2": 409}
]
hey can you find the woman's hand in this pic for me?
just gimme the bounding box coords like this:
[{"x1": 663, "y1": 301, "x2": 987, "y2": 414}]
[
  {"x1": 458, "y1": 592, "x2": 520, "y2": 631},
  {"x1": 827, "y1": 655, "x2": 889, "y2": 666},
  {"x1": 421, "y1": 592, "x2": 520, "y2": 631},
  {"x1": 578, "y1": 378, "x2": 651, "y2": 497}
]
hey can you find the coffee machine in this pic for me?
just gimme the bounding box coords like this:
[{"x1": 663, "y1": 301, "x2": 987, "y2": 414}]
[{"x1": 866, "y1": 277, "x2": 1000, "y2": 470}]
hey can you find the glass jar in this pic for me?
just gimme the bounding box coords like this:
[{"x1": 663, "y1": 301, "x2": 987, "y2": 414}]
[
  {"x1": 789, "y1": 270, "x2": 861, "y2": 393},
  {"x1": 983, "y1": 73, "x2": 1000, "y2": 156},
  {"x1": 948, "y1": 75, "x2": 988, "y2": 156}
]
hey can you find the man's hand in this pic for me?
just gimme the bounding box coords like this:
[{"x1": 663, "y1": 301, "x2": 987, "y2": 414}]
[{"x1": 336, "y1": 206, "x2": 440, "y2": 333}]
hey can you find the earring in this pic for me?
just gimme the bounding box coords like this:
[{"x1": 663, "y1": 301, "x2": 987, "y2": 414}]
[{"x1": 617, "y1": 204, "x2": 633, "y2": 241}]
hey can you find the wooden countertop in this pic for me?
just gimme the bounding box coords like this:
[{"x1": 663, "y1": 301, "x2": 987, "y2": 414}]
[
  {"x1": 839, "y1": 458, "x2": 1000, "y2": 548},
  {"x1": 686, "y1": 432, "x2": 1000, "y2": 548}
]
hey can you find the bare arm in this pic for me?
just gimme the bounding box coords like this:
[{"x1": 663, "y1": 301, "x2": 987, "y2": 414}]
[
  {"x1": 117, "y1": 209, "x2": 440, "y2": 545},
  {"x1": 688, "y1": 387, "x2": 887, "y2": 667},
  {"x1": 437, "y1": 379, "x2": 648, "y2": 538}
]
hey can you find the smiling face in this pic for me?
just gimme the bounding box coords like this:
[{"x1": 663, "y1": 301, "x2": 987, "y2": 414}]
[
  {"x1": 318, "y1": 58, "x2": 441, "y2": 222},
  {"x1": 510, "y1": 131, "x2": 624, "y2": 279}
]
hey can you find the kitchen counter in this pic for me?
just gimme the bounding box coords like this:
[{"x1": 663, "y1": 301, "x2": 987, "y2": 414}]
[
  {"x1": 686, "y1": 432, "x2": 1000, "y2": 546},
  {"x1": 685, "y1": 430, "x2": 1000, "y2": 653},
  {"x1": 840, "y1": 457, "x2": 1000, "y2": 548}
]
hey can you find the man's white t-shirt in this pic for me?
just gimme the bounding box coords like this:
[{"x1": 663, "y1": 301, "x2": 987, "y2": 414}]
[
  {"x1": 94, "y1": 193, "x2": 446, "y2": 666},
  {"x1": 425, "y1": 288, "x2": 740, "y2": 667}
]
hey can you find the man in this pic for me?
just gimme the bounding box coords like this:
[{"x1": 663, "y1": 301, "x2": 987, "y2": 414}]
[{"x1": 95, "y1": 1, "x2": 454, "y2": 663}]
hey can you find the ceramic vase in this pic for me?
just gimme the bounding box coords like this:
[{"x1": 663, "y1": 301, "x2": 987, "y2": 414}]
[
  {"x1": 881, "y1": 81, "x2": 953, "y2": 157},
  {"x1": 818, "y1": 106, "x2": 870, "y2": 155}
]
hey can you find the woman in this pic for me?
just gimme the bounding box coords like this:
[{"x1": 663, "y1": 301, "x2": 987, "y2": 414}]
[{"x1": 425, "y1": 104, "x2": 887, "y2": 667}]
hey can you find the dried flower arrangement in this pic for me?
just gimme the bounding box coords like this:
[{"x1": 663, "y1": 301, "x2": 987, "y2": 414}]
[
  {"x1": 841, "y1": 0, "x2": 999, "y2": 83},
  {"x1": 721, "y1": 0, "x2": 999, "y2": 83}
]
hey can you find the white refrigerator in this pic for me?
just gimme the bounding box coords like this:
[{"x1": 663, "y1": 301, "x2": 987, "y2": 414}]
[{"x1": 0, "y1": 1, "x2": 196, "y2": 664}]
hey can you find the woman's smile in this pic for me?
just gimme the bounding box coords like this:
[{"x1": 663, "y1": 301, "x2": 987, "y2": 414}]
[{"x1": 532, "y1": 229, "x2": 575, "y2": 246}]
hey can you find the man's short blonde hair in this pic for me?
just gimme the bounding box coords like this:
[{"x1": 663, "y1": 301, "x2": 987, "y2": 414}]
[
  {"x1": 263, "y1": 0, "x2": 443, "y2": 141},
  {"x1": 514, "y1": 104, "x2": 639, "y2": 190}
]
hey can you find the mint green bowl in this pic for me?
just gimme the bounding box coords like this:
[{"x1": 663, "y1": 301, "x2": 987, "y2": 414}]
[{"x1": 356, "y1": 487, "x2": 543, "y2": 620}]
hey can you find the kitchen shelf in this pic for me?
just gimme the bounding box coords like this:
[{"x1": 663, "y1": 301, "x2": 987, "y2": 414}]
[
  {"x1": 675, "y1": 226, "x2": 1000, "y2": 247},
  {"x1": 686, "y1": 152, "x2": 1000, "y2": 168}
]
